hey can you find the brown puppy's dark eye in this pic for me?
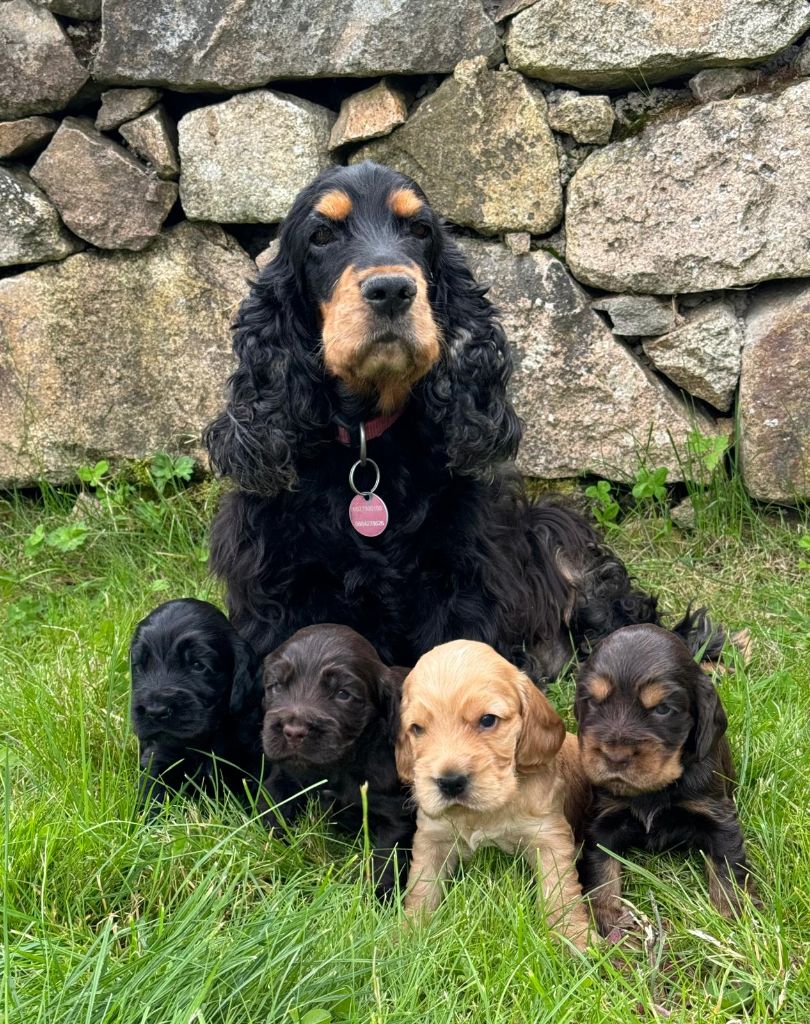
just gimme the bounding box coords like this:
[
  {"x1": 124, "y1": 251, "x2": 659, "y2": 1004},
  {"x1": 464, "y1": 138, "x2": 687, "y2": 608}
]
[
  {"x1": 479, "y1": 714, "x2": 498, "y2": 729},
  {"x1": 311, "y1": 226, "x2": 334, "y2": 247},
  {"x1": 410, "y1": 723, "x2": 424, "y2": 736},
  {"x1": 335, "y1": 688, "x2": 352, "y2": 701},
  {"x1": 653, "y1": 703, "x2": 673, "y2": 717},
  {"x1": 190, "y1": 660, "x2": 205, "y2": 673},
  {"x1": 410, "y1": 222, "x2": 430, "y2": 239}
]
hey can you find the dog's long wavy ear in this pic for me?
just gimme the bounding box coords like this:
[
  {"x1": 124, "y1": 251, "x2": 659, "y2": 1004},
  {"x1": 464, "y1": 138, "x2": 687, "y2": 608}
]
[
  {"x1": 203, "y1": 233, "x2": 327, "y2": 497},
  {"x1": 516, "y1": 672, "x2": 566, "y2": 772},
  {"x1": 421, "y1": 235, "x2": 523, "y2": 477},
  {"x1": 693, "y1": 671, "x2": 728, "y2": 761},
  {"x1": 393, "y1": 671, "x2": 415, "y2": 784},
  {"x1": 229, "y1": 633, "x2": 263, "y2": 719}
]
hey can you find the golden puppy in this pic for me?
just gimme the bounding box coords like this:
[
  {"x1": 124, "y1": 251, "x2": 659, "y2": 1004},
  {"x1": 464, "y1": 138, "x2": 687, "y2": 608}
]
[{"x1": 396, "y1": 640, "x2": 591, "y2": 948}]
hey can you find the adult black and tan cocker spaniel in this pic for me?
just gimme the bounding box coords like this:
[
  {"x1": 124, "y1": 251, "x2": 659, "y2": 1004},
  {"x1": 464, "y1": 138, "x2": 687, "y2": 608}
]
[{"x1": 205, "y1": 161, "x2": 675, "y2": 681}]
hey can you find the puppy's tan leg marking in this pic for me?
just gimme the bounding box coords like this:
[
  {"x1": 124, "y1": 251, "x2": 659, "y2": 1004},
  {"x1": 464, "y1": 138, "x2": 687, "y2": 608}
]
[
  {"x1": 586, "y1": 853, "x2": 631, "y2": 937},
  {"x1": 523, "y1": 818, "x2": 591, "y2": 949},
  {"x1": 404, "y1": 827, "x2": 459, "y2": 920}
]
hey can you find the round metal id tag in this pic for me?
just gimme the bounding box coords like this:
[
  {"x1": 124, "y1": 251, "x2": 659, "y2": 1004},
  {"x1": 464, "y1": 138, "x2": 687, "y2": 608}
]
[
  {"x1": 348, "y1": 454, "x2": 388, "y2": 537},
  {"x1": 349, "y1": 492, "x2": 389, "y2": 537}
]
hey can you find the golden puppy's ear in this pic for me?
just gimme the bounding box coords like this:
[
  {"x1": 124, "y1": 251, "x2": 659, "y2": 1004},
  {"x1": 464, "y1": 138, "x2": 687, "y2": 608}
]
[
  {"x1": 516, "y1": 673, "x2": 565, "y2": 772},
  {"x1": 395, "y1": 730, "x2": 414, "y2": 783}
]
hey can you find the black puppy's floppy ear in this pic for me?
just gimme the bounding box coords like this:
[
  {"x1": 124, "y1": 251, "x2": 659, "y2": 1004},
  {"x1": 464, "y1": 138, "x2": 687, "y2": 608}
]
[
  {"x1": 693, "y1": 671, "x2": 728, "y2": 761},
  {"x1": 229, "y1": 634, "x2": 263, "y2": 717}
]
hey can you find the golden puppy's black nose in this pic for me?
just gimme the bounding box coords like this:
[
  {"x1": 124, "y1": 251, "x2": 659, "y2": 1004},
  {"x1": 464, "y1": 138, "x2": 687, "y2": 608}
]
[
  {"x1": 361, "y1": 274, "x2": 416, "y2": 317},
  {"x1": 436, "y1": 773, "x2": 469, "y2": 798}
]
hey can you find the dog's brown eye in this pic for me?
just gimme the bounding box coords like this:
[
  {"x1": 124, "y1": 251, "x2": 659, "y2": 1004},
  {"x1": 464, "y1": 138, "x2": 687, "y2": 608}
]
[
  {"x1": 410, "y1": 723, "x2": 424, "y2": 736},
  {"x1": 190, "y1": 660, "x2": 205, "y2": 673},
  {"x1": 479, "y1": 714, "x2": 498, "y2": 729},
  {"x1": 410, "y1": 222, "x2": 430, "y2": 239},
  {"x1": 311, "y1": 226, "x2": 334, "y2": 247},
  {"x1": 653, "y1": 703, "x2": 673, "y2": 716},
  {"x1": 335, "y1": 688, "x2": 352, "y2": 701}
]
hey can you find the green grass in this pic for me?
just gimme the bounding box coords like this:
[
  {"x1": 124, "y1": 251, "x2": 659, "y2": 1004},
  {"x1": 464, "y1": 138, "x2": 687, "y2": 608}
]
[{"x1": 1, "y1": 483, "x2": 808, "y2": 1023}]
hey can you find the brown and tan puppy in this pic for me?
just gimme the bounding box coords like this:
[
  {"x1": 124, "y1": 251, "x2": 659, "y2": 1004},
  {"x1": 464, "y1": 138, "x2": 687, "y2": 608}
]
[
  {"x1": 396, "y1": 640, "x2": 592, "y2": 948},
  {"x1": 576, "y1": 624, "x2": 756, "y2": 936}
]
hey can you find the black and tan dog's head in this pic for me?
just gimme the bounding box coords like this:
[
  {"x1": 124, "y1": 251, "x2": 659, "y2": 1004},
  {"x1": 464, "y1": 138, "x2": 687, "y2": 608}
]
[
  {"x1": 130, "y1": 598, "x2": 261, "y2": 743},
  {"x1": 575, "y1": 624, "x2": 727, "y2": 796},
  {"x1": 261, "y1": 624, "x2": 401, "y2": 767},
  {"x1": 204, "y1": 161, "x2": 521, "y2": 497},
  {"x1": 302, "y1": 167, "x2": 443, "y2": 413}
]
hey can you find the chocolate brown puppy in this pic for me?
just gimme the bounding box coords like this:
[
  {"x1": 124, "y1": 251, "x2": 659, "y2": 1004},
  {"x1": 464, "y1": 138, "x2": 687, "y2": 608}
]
[
  {"x1": 575, "y1": 623, "x2": 756, "y2": 935},
  {"x1": 260, "y1": 624, "x2": 414, "y2": 899}
]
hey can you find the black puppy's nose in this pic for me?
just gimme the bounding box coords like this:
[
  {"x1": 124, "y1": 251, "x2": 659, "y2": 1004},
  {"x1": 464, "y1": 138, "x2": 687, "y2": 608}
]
[
  {"x1": 436, "y1": 773, "x2": 469, "y2": 798},
  {"x1": 360, "y1": 274, "x2": 416, "y2": 317},
  {"x1": 283, "y1": 722, "x2": 310, "y2": 743},
  {"x1": 143, "y1": 701, "x2": 171, "y2": 720}
]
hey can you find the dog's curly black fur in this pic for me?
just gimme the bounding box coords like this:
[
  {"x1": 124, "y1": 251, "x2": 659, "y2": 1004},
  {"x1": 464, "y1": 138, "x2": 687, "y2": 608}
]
[
  {"x1": 260, "y1": 624, "x2": 413, "y2": 898},
  {"x1": 205, "y1": 161, "x2": 680, "y2": 683},
  {"x1": 575, "y1": 623, "x2": 755, "y2": 934},
  {"x1": 130, "y1": 599, "x2": 264, "y2": 811}
]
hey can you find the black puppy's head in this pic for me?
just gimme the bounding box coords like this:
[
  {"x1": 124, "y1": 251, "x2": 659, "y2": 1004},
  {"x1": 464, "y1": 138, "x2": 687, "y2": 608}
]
[
  {"x1": 575, "y1": 624, "x2": 727, "y2": 796},
  {"x1": 261, "y1": 624, "x2": 400, "y2": 767},
  {"x1": 130, "y1": 599, "x2": 261, "y2": 743}
]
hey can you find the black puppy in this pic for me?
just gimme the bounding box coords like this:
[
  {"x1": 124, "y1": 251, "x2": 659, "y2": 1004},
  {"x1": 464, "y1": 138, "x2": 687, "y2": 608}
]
[
  {"x1": 130, "y1": 598, "x2": 263, "y2": 811},
  {"x1": 260, "y1": 623, "x2": 413, "y2": 898},
  {"x1": 575, "y1": 623, "x2": 756, "y2": 935}
]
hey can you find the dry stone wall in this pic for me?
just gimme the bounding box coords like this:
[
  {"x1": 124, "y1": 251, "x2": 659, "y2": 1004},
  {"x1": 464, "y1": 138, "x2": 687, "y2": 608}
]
[{"x1": 1, "y1": 0, "x2": 809, "y2": 502}]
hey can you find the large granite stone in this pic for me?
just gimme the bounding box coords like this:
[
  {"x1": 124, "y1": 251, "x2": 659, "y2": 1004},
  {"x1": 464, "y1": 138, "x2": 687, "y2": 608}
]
[
  {"x1": 0, "y1": 0, "x2": 88, "y2": 119},
  {"x1": 178, "y1": 90, "x2": 334, "y2": 223},
  {"x1": 643, "y1": 301, "x2": 743, "y2": 412},
  {"x1": 353, "y1": 58, "x2": 562, "y2": 235},
  {"x1": 457, "y1": 237, "x2": 718, "y2": 481},
  {"x1": 93, "y1": 0, "x2": 501, "y2": 88},
  {"x1": 739, "y1": 281, "x2": 810, "y2": 502},
  {"x1": 505, "y1": 0, "x2": 810, "y2": 88},
  {"x1": 0, "y1": 165, "x2": 83, "y2": 268},
  {"x1": 30, "y1": 118, "x2": 177, "y2": 251},
  {"x1": 0, "y1": 116, "x2": 58, "y2": 160},
  {"x1": 566, "y1": 81, "x2": 810, "y2": 294},
  {"x1": 0, "y1": 222, "x2": 253, "y2": 488}
]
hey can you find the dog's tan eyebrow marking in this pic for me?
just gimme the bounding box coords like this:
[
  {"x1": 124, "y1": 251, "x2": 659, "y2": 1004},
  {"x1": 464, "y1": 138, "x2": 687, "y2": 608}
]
[
  {"x1": 639, "y1": 682, "x2": 670, "y2": 708},
  {"x1": 388, "y1": 188, "x2": 423, "y2": 217},
  {"x1": 588, "y1": 676, "x2": 613, "y2": 702},
  {"x1": 315, "y1": 189, "x2": 352, "y2": 221}
]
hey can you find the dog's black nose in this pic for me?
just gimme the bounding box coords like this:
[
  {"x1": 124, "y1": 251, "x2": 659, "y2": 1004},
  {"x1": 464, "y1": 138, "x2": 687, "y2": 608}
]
[
  {"x1": 282, "y1": 722, "x2": 309, "y2": 743},
  {"x1": 436, "y1": 773, "x2": 469, "y2": 798},
  {"x1": 143, "y1": 701, "x2": 171, "y2": 720},
  {"x1": 360, "y1": 274, "x2": 416, "y2": 317}
]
